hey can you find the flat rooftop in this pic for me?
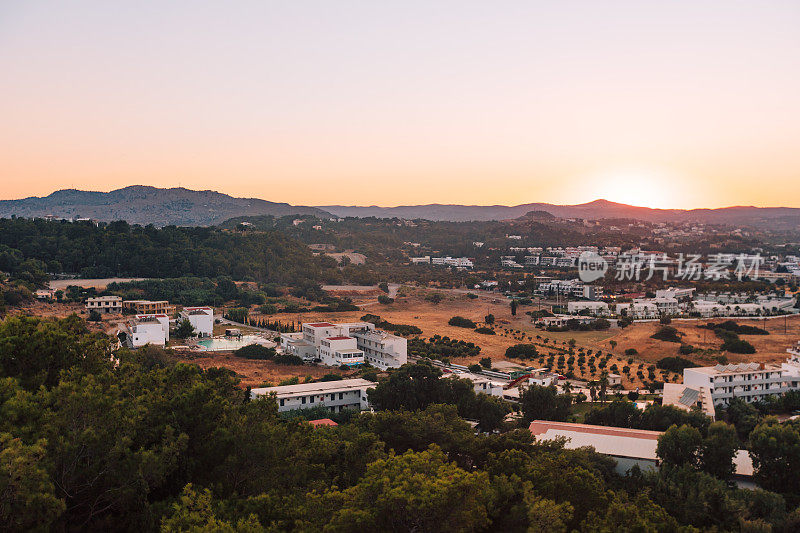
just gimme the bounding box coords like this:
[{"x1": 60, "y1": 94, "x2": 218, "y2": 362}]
[
  {"x1": 306, "y1": 322, "x2": 336, "y2": 328},
  {"x1": 251, "y1": 378, "x2": 375, "y2": 397},
  {"x1": 688, "y1": 362, "x2": 781, "y2": 375}
]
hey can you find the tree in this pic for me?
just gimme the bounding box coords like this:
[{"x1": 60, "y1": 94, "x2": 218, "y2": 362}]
[
  {"x1": 609, "y1": 340, "x2": 617, "y2": 351},
  {"x1": 598, "y1": 372, "x2": 609, "y2": 403},
  {"x1": 698, "y1": 421, "x2": 738, "y2": 480},
  {"x1": 317, "y1": 446, "x2": 492, "y2": 532},
  {"x1": 377, "y1": 294, "x2": 393, "y2": 305},
  {"x1": 656, "y1": 424, "x2": 702, "y2": 468},
  {"x1": 175, "y1": 318, "x2": 196, "y2": 339},
  {"x1": 519, "y1": 385, "x2": 571, "y2": 423},
  {"x1": 510, "y1": 300, "x2": 517, "y2": 316},
  {"x1": 0, "y1": 434, "x2": 65, "y2": 532},
  {"x1": 468, "y1": 363, "x2": 483, "y2": 373},
  {"x1": 479, "y1": 357, "x2": 492, "y2": 369},
  {"x1": 484, "y1": 314, "x2": 495, "y2": 325},
  {"x1": 87, "y1": 310, "x2": 102, "y2": 322},
  {"x1": 161, "y1": 484, "x2": 262, "y2": 532},
  {"x1": 749, "y1": 418, "x2": 800, "y2": 495}
]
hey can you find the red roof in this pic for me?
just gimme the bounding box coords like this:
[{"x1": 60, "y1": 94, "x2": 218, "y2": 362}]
[
  {"x1": 326, "y1": 336, "x2": 352, "y2": 341},
  {"x1": 307, "y1": 322, "x2": 336, "y2": 328},
  {"x1": 307, "y1": 418, "x2": 338, "y2": 427}
]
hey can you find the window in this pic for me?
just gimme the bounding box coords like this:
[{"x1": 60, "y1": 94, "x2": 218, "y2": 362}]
[
  {"x1": 280, "y1": 399, "x2": 284, "y2": 407},
  {"x1": 339, "y1": 392, "x2": 344, "y2": 400},
  {"x1": 301, "y1": 396, "x2": 306, "y2": 404},
  {"x1": 310, "y1": 395, "x2": 315, "y2": 403}
]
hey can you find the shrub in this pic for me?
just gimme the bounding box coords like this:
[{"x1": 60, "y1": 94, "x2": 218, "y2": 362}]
[
  {"x1": 625, "y1": 348, "x2": 638, "y2": 356},
  {"x1": 479, "y1": 357, "x2": 492, "y2": 369},
  {"x1": 657, "y1": 356, "x2": 697, "y2": 373},
  {"x1": 678, "y1": 344, "x2": 695, "y2": 355},
  {"x1": 468, "y1": 363, "x2": 483, "y2": 373},
  {"x1": 273, "y1": 353, "x2": 305, "y2": 365},
  {"x1": 234, "y1": 344, "x2": 276, "y2": 360},
  {"x1": 651, "y1": 326, "x2": 682, "y2": 343},
  {"x1": 448, "y1": 316, "x2": 477, "y2": 328},
  {"x1": 377, "y1": 295, "x2": 394, "y2": 305},
  {"x1": 505, "y1": 344, "x2": 539, "y2": 360},
  {"x1": 474, "y1": 327, "x2": 496, "y2": 335}
]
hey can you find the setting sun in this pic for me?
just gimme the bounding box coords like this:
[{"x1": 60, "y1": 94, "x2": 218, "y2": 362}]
[{"x1": 581, "y1": 169, "x2": 686, "y2": 209}]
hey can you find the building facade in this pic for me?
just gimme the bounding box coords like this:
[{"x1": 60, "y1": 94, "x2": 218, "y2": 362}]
[
  {"x1": 250, "y1": 378, "x2": 375, "y2": 413},
  {"x1": 86, "y1": 295, "x2": 122, "y2": 314}
]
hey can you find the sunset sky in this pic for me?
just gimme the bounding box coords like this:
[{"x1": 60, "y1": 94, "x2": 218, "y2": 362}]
[{"x1": 2, "y1": 1, "x2": 799, "y2": 209}]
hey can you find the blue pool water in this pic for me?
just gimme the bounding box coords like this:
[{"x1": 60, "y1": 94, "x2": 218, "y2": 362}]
[{"x1": 197, "y1": 335, "x2": 271, "y2": 351}]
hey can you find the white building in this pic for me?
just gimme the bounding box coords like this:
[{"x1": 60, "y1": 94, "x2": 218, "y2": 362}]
[
  {"x1": 530, "y1": 420, "x2": 755, "y2": 485},
  {"x1": 446, "y1": 372, "x2": 504, "y2": 397},
  {"x1": 664, "y1": 355, "x2": 800, "y2": 418},
  {"x1": 281, "y1": 321, "x2": 407, "y2": 370},
  {"x1": 319, "y1": 336, "x2": 365, "y2": 367},
  {"x1": 86, "y1": 295, "x2": 122, "y2": 314},
  {"x1": 180, "y1": 306, "x2": 214, "y2": 337},
  {"x1": 615, "y1": 301, "x2": 659, "y2": 319},
  {"x1": 122, "y1": 315, "x2": 169, "y2": 348},
  {"x1": 567, "y1": 301, "x2": 610, "y2": 316},
  {"x1": 135, "y1": 314, "x2": 170, "y2": 342},
  {"x1": 250, "y1": 378, "x2": 375, "y2": 413},
  {"x1": 530, "y1": 420, "x2": 662, "y2": 474},
  {"x1": 656, "y1": 287, "x2": 695, "y2": 301},
  {"x1": 35, "y1": 289, "x2": 56, "y2": 300},
  {"x1": 410, "y1": 256, "x2": 431, "y2": 264}
]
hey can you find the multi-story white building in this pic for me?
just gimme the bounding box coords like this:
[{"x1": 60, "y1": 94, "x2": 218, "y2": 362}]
[
  {"x1": 281, "y1": 321, "x2": 407, "y2": 370},
  {"x1": 655, "y1": 287, "x2": 696, "y2": 301},
  {"x1": 180, "y1": 306, "x2": 214, "y2": 337},
  {"x1": 121, "y1": 315, "x2": 169, "y2": 348},
  {"x1": 251, "y1": 378, "x2": 375, "y2": 413},
  {"x1": 664, "y1": 352, "x2": 800, "y2": 418},
  {"x1": 615, "y1": 301, "x2": 659, "y2": 319},
  {"x1": 567, "y1": 301, "x2": 610, "y2": 316},
  {"x1": 319, "y1": 336, "x2": 365, "y2": 367},
  {"x1": 86, "y1": 295, "x2": 122, "y2": 314}
]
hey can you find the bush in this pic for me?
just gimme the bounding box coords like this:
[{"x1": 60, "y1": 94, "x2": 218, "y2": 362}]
[
  {"x1": 377, "y1": 295, "x2": 394, "y2": 305},
  {"x1": 273, "y1": 353, "x2": 305, "y2": 365},
  {"x1": 700, "y1": 320, "x2": 768, "y2": 335},
  {"x1": 87, "y1": 310, "x2": 102, "y2": 322},
  {"x1": 678, "y1": 344, "x2": 695, "y2": 355},
  {"x1": 657, "y1": 356, "x2": 697, "y2": 373},
  {"x1": 448, "y1": 316, "x2": 477, "y2": 328},
  {"x1": 474, "y1": 327, "x2": 496, "y2": 335},
  {"x1": 234, "y1": 344, "x2": 276, "y2": 360},
  {"x1": 625, "y1": 348, "x2": 638, "y2": 356},
  {"x1": 651, "y1": 326, "x2": 682, "y2": 343},
  {"x1": 505, "y1": 344, "x2": 539, "y2": 360},
  {"x1": 479, "y1": 357, "x2": 492, "y2": 369},
  {"x1": 468, "y1": 363, "x2": 483, "y2": 373}
]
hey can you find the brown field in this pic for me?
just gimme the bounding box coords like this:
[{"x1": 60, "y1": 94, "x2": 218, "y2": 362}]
[
  {"x1": 605, "y1": 316, "x2": 800, "y2": 367},
  {"x1": 248, "y1": 287, "x2": 670, "y2": 388},
  {"x1": 183, "y1": 353, "x2": 349, "y2": 388},
  {"x1": 18, "y1": 287, "x2": 800, "y2": 391}
]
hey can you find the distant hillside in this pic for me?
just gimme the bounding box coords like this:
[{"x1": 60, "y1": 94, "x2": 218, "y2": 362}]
[
  {"x1": 319, "y1": 199, "x2": 800, "y2": 229},
  {"x1": 0, "y1": 186, "x2": 331, "y2": 226}
]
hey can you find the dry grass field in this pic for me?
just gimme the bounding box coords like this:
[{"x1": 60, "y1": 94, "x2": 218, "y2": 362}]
[{"x1": 183, "y1": 353, "x2": 350, "y2": 388}]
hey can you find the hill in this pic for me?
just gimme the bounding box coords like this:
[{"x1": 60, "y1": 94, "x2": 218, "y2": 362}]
[
  {"x1": 0, "y1": 186, "x2": 330, "y2": 226},
  {"x1": 320, "y1": 199, "x2": 800, "y2": 229}
]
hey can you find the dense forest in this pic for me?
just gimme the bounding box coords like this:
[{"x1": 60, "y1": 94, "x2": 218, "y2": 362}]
[
  {"x1": 0, "y1": 218, "x2": 342, "y2": 287},
  {"x1": 2, "y1": 314, "x2": 800, "y2": 531}
]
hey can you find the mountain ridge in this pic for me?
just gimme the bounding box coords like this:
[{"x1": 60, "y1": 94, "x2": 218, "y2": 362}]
[
  {"x1": 3, "y1": 187, "x2": 800, "y2": 229},
  {"x1": 0, "y1": 186, "x2": 331, "y2": 226}
]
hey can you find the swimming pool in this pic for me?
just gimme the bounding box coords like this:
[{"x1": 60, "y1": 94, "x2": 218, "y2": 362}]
[{"x1": 196, "y1": 335, "x2": 272, "y2": 352}]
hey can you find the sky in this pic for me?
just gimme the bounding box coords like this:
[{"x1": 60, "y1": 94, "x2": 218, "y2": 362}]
[{"x1": 2, "y1": 1, "x2": 800, "y2": 209}]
